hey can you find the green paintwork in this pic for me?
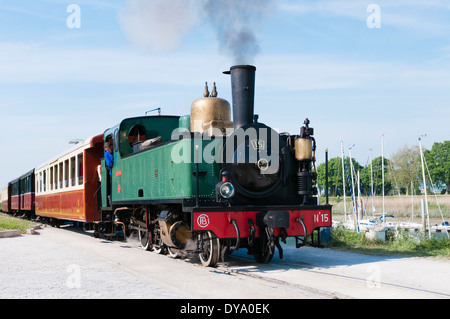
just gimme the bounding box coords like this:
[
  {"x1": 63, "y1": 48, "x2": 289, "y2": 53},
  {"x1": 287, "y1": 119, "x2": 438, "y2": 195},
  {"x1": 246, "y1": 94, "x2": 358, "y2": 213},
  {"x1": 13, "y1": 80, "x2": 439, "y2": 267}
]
[{"x1": 101, "y1": 116, "x2": 223, "y2": 207}]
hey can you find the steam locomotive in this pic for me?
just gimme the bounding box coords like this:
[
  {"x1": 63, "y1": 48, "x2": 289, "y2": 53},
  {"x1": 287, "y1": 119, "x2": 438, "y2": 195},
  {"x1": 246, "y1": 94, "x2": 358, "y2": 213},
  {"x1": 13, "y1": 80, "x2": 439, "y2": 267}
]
[{"x1": 1, "y1": 65, "x2": 332, "y2": 267}]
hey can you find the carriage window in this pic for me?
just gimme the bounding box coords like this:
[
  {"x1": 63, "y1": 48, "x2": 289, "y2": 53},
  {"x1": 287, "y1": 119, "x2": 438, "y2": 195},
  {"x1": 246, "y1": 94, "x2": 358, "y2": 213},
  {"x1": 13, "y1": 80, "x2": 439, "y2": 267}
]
[
  {"x1": 59, "y1": 163, "x2": 63, "y2": 188},
  {"x1": 50, "y1": 167, "x2": 53, "y2": 190},
  {"x1": 70, "y1": 157, "x2": 76, "y2": 186},
  {"x1": 24, "y1": 176, "x2": 28, "y2": 193},
  {"x1": 64, "y1": 160, "x2": 69, "y2": 188},
  {"x1": 78, "y1": 153, "x2": 84, "y2": 185},
  {"x1": 43, "y1": 170, "x2": 47, "y2": 192},
  {"x1": 54, "y1": 165, "x2": 58, "y2": 190}
]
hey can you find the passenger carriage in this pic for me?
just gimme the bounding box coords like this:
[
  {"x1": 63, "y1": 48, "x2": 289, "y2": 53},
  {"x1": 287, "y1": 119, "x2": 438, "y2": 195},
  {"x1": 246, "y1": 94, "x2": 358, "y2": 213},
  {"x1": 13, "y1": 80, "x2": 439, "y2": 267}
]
[
  {"x1": 19, "y1": 169, "x2": 35, "y2": 218},
  {"x1": 10, "y1": 178, "x2": 20, "y2": 213},
  {"x1": 1, "y1": 184, "x2": 11, "y2": 213},
  {"x1": 34, "y1": 134, "x2": 103, "y2": 224}
]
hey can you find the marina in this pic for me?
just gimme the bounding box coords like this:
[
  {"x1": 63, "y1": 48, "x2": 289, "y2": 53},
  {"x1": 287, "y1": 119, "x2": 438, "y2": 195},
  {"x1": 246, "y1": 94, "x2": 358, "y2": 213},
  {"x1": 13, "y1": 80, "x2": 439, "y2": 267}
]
[{"x1": 326, "y1": 136, "x2": 450, "y2": 242}]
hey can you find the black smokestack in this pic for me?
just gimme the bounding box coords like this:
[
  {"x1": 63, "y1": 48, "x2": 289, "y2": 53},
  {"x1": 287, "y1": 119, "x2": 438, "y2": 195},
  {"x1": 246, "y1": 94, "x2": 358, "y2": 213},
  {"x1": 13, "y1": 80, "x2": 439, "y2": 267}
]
[{"x1": 224, "y1": 65, "x2": 256, "y2": 130}]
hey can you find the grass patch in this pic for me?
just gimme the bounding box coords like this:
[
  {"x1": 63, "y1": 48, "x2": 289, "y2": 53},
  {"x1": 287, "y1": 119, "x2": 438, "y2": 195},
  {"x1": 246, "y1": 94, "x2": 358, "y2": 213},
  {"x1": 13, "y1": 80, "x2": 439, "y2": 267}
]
[
  {"x1": 329, "y1": 226, "x2": 450, "y2": 258},
  {"x1": 0, "y1": 213, "x2": 37, "y2": 234}
]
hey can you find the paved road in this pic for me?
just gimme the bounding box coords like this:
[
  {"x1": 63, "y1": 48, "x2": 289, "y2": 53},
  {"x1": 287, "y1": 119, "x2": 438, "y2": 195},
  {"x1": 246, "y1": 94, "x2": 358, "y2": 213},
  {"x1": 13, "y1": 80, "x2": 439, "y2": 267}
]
[
  {"x1": 1, "y1": 224, "x2": 449, "y2": 300},
  {"x1": 0, "y1": 226, "x2": 181, "y2": 299},
  {"x1": 0, "y1": 225, "x2": 324, "y2": 299}
]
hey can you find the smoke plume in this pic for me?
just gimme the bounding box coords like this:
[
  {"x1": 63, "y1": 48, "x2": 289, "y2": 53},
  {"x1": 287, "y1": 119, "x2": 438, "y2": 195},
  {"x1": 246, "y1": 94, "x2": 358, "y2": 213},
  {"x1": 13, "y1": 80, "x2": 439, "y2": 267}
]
[
  {"x1": 119, "y1": 0, "x2": 276, "y2": 63},
  {"x1": 119, "y1": 0, "x2": 199, "y2": 52},
  {"x1": 202, "y1": 0, "x2": 276, "y2": 64}
]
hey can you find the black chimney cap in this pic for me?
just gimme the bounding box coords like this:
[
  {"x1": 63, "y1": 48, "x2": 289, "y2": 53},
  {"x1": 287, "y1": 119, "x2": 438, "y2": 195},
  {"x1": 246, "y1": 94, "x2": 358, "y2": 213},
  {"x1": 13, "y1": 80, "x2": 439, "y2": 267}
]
[{"x1": 223, "y1": 65, "x2": 256, "y2": 74}]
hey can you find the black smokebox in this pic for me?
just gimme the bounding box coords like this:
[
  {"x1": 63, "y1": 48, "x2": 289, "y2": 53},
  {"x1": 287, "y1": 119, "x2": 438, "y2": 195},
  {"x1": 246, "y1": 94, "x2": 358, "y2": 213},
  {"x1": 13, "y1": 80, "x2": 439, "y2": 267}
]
[{"x1": 224, "y1": 65, "x2": 256, "y2": 130}]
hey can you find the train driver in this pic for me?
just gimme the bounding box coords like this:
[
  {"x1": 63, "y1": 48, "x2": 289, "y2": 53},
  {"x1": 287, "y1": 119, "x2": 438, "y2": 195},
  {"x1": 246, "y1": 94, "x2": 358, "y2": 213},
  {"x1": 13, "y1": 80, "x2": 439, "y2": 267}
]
[
  {"x1": 104, "y1": 142, "x2": 114, "y2": 206},
  {"x1": 104, "y1": 142, "x2": 114, "y2": 172}
]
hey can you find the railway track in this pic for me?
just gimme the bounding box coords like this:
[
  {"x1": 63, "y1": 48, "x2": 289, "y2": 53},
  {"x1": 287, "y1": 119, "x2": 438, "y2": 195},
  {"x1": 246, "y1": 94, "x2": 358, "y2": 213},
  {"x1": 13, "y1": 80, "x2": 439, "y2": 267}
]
[
  {"x1": 216, "y1": 260, "x2": 346, "y2": 299},
  {"x1": 213, "y1": 250, "x2": 450, "y2": 299}
]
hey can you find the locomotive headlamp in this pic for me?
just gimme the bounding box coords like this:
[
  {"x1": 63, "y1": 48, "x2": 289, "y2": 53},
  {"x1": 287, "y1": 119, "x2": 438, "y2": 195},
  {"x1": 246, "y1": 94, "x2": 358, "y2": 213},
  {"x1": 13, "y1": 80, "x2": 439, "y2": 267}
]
[{"x1": 219, "y1": 181, "x2": 235, "y2": 198}]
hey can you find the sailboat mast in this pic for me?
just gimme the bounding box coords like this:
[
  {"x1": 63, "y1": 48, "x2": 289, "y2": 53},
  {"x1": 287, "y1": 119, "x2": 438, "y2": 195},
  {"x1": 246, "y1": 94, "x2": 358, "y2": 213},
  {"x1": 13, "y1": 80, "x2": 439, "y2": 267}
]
[
  {"x1": 370, "y1": 148, "x2": 375, "y2": 217},
  {"x1": 418, "y1": 136, "x2": 430, "y2": 238},
  {"x1": 411, "y1": 181, "x2": 414, "y2": 222},
  {"x1": 341, "y1": 141, "x2": 347, "y2": 222},
  {"x1": 381, "y1": 134, "x2": 385, "y2": 223},
  {"x1": 357, "y1": 170, "x2": 361, "y2": 221},
  {"x1": 349, "y1": 146, "x2": 358, "y2": 231}
]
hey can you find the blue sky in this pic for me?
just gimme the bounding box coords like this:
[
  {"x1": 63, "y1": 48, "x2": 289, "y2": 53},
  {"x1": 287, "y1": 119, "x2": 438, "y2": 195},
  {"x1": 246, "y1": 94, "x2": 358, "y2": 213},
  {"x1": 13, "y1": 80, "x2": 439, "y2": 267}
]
[{"x1": 1, "y1": 0, "x2": 449, "y2": 188}]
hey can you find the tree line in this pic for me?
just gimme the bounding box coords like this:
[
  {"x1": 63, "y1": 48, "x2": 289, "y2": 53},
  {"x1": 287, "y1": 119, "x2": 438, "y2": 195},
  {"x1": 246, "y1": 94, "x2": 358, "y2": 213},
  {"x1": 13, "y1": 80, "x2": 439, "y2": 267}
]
[{"x1": 317, "y1": 140, "x2": 450, "y2": 197}]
